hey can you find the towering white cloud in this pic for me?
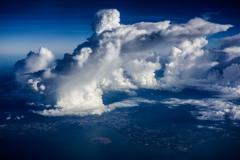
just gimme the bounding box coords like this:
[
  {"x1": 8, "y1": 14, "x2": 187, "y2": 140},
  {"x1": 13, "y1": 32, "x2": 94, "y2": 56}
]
[
  {"x1": 91, "y1": 9, "x2": 120, "y2": 34},
  {"x1": 159, "y1": 37, "x2": 219, "y2": 91},
  {"x1": 14, "y1": 9, "x2": 240, "y2": 118}
]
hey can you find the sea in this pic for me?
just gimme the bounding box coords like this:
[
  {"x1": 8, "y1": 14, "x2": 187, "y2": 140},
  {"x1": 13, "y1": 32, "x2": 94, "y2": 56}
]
[{"x1": 0, "y1": 125, "x2": 240, "y2": 160}]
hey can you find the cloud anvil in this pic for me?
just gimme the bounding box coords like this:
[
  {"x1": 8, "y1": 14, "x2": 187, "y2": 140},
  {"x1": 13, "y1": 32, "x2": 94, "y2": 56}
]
[{"x1": 13, "y1": 9, "x2": 240, "y2": 119}]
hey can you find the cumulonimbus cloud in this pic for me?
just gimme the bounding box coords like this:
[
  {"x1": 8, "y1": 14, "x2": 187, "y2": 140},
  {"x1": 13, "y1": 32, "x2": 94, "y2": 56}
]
[{"x1": 13, "y1": 9, "x2": 240, "y2": 118}]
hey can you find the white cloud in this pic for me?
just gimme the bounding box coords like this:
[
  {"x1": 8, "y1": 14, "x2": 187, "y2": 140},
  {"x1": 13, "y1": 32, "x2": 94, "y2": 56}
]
[
  {"x1": 223, "y1": 46, "x2": 240, "y2": 61},
  {"x1": 161, "y1": 98, "x2": 240, "y2": 121},
  {"x1": 125, "y1": 90, "x2": 137, "y2": 96},
  {"x1": 36, "y1": 97, "x2": 156, "y2": 116},
  {"x1": 124, "y1": 58, "x2": 161, "y2": 88},
  {"x1": 39, "y1": 84, "x2": 45, "y2": 90},
  {"x1": 91, "y1": 9, "x2": 120, "y2": 34},
  {"x1": 24, "y1": 47, "x2": 54, "y2": 73},
  {"x1": 73, "y1": 47, "x2": 92, "y2": 67},
  {"x1": 133, "y1": 21, "x2": 170, "y2": 32},
  {"x1": 16, "y1": 116, "x2": 21, "y2": 120},
  {"x1": 6, "y1": 115, "x2": 11, "y2": 120},
  {"x1": 161, "y1": 17, "x2": 232, "y2": 38},
  {"x1": 197, "y1": 125, "x2": 223, "y2": 130},
  {"x1": 158, "y1": 37, "x2": 219, "y2": 91},
  {"x1": 108, "y1": 98, "x2": 156, "y2": 110},
  {"x1": 14, "y1": 9, "x2": 239, "y2": 117},
  {"x1": 28, "y1": 79, "x2": 40, "y2": 91}
]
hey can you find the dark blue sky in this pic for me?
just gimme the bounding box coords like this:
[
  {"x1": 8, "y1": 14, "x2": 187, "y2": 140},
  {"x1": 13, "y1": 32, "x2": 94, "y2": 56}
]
[{"x1": 0, "y1": 0, "x2": 240, "y2": 64}]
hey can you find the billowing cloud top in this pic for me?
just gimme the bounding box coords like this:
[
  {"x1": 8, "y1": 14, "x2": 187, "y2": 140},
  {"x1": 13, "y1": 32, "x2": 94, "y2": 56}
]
[
  {"x1": 91, "y1": 9, "x2": 121, "y2": 34},
  {"x1": 14, "y1": 9, "x2": 240, "y2": 120}
]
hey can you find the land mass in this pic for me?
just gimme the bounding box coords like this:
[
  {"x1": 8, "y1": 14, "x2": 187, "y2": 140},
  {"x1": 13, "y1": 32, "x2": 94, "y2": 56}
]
[
  {"x1": 90, "y1": 137, "x2": 112, "y2": 144},
  {"x1": 1, "y1": 107, "x2": 240, "y2": 151}
]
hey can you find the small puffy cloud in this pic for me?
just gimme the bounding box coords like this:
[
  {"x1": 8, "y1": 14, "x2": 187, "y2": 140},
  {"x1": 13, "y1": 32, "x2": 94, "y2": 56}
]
[
  {"x1": 16, "y1": 116, "x2": 21, "y2": 120},
  {"x1": 45, "y1": 104, "x2": 51, "y2": 108},
  {"x1": 27, "y1": 102, "x2": 45, "y2": 107},
  {"x1": 6, "y1": 116, "x2": 11, "y2": 120},
  {"x1": 125, "y1": 90, "x2": 137, "y2": 96},
  {"x1": 39, "y1": 84, "x2": 45, "y2": 90},
  {"x1": 27, "y1": 102, "x2": 36, "y2": 106},
  {"x1": 28, "y1": 79, "x2": 40, "y2": 91}
]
